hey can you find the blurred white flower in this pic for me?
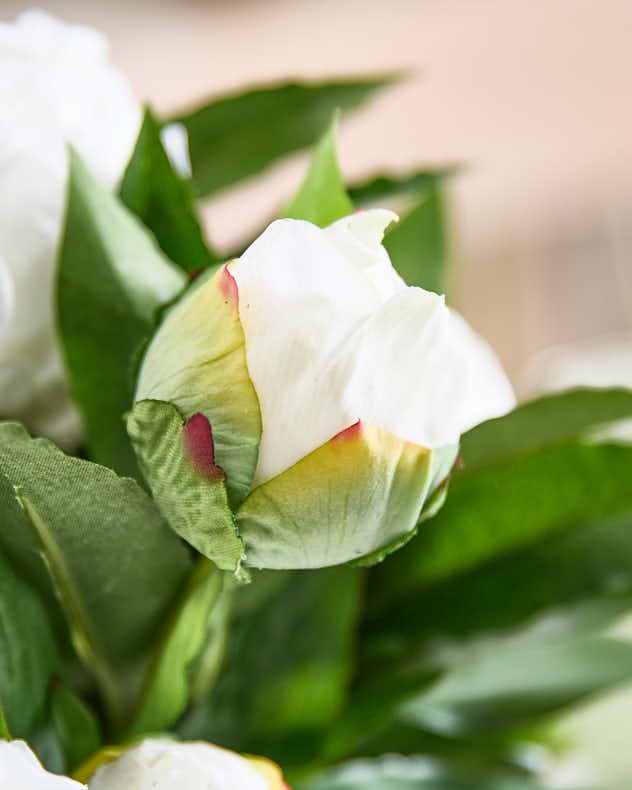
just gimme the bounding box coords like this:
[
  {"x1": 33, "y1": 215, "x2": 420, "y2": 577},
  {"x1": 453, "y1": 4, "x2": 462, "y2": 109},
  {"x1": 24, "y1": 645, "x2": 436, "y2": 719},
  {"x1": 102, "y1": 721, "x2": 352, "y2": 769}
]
[
  {"x1": 88, "y1": 738, "x2": 287, "y2": 789},
  {"x1": 0, "y1": 740, "x2": 86, "y2": 789},
  {"x1": 0, "y1": 9, "x2": 141, "y2": 445}
]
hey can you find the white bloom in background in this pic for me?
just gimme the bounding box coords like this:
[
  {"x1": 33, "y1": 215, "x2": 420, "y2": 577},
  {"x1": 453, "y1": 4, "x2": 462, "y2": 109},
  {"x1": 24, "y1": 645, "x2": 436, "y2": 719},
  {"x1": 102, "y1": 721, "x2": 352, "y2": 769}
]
[
  {"x1": 0, "y1": 740, "x2": 86, "y2": 789},
  {"x1": 88, "y1": 738, "x2": 287, "y2": 790},
  {"x1": 133, "y1": 209, "x2": 515, "y2": 569},
  {"x1": 0, "y1": 9, "x2": 141, "y2": 445}
]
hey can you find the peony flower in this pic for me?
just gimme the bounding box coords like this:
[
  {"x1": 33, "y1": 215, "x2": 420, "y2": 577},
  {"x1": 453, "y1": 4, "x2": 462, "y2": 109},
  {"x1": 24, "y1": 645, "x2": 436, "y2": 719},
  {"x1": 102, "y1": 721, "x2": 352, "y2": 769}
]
[
  {"x1": 0, "y1": 10, "x2": 141, "y2": 446},
  {"x1": 132, "y1": 209, "x2": 515, "y2": 569},
  {"x1": 87, "y1": 738, "x2": 287, "y2": 790},
  {"x1": 0, "y1": 740, "x2": 86, "y2": 789}
]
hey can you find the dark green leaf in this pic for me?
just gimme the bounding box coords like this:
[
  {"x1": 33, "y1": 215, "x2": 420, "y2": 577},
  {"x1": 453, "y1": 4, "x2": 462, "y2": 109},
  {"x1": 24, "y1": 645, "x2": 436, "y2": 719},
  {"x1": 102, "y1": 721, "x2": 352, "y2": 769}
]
[
  {"x1": 0, "y1": 422, "x2": 192, "y2": 728},
  {"x1": 365, "y1": 510, "x2": 632, "y2": 650},
  {"x1": 127, "y1": 559, "x2": 224, "y2": 736},
  {"x1": 174, "y1": 77, "x2": 394, "y2": 197},
  {"x1": 383, "y1": 185, "x2": 446, "y2": 293},
  {"x1": 51, "y1": 683, "x2": 101, "y2": 771},
  {"x1": 283, "y1": 115, "x2": 353, "y2": 226},
  {"x1": 179, "y1": 567, "x2": 364, "y2": 767},
  {"x1": 120, "y1": 109, "x2": 216, "y2": 273},
  {"x1": 0, "y1": 546, "x2": 59, "y2": 736},
  {"x1": 371, "y1": 442, "x2": 632, "y2": 604},
  {"x1": 57, "y1": 151, "x2": 186, "y2": 479},
  {"x1": 126, "y1": 400, "x2": 245, "y2": 573},
  {"x1": 348, "y1": 169, "x2": 452, "y2": 207}
]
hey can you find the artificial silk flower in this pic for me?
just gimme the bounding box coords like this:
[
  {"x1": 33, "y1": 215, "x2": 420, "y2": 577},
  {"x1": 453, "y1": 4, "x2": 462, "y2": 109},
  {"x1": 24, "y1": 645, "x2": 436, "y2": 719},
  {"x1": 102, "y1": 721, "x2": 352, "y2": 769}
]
[
  {"x1": 132, "y1": 209, "x2": 515, "y2": 569},
  {"x1": 0, "y1": 10, "x2": 140, "y2": 445},
  {"x1": 0, "y1": 740, "x2": 86, "y2": 789},
  {"x1": 88, "y1": 738, "x2": 287, "y2": 790}
]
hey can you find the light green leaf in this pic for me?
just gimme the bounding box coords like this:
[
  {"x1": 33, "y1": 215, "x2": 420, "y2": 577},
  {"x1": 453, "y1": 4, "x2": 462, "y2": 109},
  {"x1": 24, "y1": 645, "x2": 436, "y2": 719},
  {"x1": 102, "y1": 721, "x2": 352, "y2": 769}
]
[
  {"x1": 126, "y1": 400, "x2": 245, "y2": 572},
  {"x1": 174, "y1": 76, "x2": 393, "y2": 197},
  {"x1": 127, "y1": 559, "x2": 224, "y2": 736},
  {"x1": 0, "y1": 422, "x2": 193, "y2": 728},
  {"x1": 51, "y1": 683, "x2": 102, "y2": 771},
  {"x1": 0, "y1": 545, "x2": 59, "y2": 737},
  {"x1": 383, "y1": 185, "x2": 446, "y2": 293},
  {"x1": 283, "y1": 115, "x2": 353, "y2": 227},
  {"x1": 57, "y1": 150, "x2": 186, "y2": 479},
  {"x1": 120, "y1": 108, "x2": 216, "y2": 273},
  {"x1": 397, "y1": 633, "x2": 632, "y2": 735}
]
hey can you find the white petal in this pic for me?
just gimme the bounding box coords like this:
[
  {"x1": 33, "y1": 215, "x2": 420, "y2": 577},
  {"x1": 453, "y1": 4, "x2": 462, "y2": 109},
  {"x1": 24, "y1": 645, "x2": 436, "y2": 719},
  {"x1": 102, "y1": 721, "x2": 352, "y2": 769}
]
[
  {"x1": 0, "y1": 255, "x2": 14, "y2": 330},
  {"x1": 232, "y1": 212, "x2": 397, "y2": 484},
  {"x1": 0, "y1": 740, "x2": 85, "y2": 788},
  {"x1": 89, "y1": 739, "x2": 270, "y2": 790},
  {"x1": 232, "y1": 211, "x2": 514, "y2": 485}
]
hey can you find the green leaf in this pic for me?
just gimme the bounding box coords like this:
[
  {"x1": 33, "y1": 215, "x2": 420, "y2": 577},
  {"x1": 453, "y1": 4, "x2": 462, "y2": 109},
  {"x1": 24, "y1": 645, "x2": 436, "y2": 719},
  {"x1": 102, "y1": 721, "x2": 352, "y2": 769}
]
[
  {"x1": 0, "y1": 546, "x2": 59, "y2": 736},
  {"x1": 120, "y1": 108, "x2": 217, "y2": 273},
  {"x1": 0, "y1": 422, "x2": 193, "y2": 728},
  {"x1": 57, "y1": 150, "x2": 186, "y2": 479},
  {"x1": 283, "y1": 115, "x2": 353, "y2": 226},
  {"x1": 127, "y1": 559, "x2": 224, "y2": 736},
  {"x1": 126, "y1": 400, "x2": 245, "y2": 572},
  {"x1": 51, "y1": 683, "x2": 102, "y2": 771},
  {"x1": 179, "y1": 567, "x2": 364, "y2": 767},
  {"x1": 396, "y1": 633, "x2": 632, "y2": 736},
  {"x1": 364, "y1": 509, "x2": 632, "y2": 650},
  {"x1": 383, "y1": 185, "x2": 446, "y2": 293},
  {"x1": 459, "y1": 387, "x2": 632, "y2": 478},
  {"x1": 371, "y1": 441, "x2": 632, "y2": 604},
  {"x1": 174, "y1": 76, "x2": 393, "y2": 197},
  {"x1": 348, "y1": 169, "x2": 452, "y2": 207}
]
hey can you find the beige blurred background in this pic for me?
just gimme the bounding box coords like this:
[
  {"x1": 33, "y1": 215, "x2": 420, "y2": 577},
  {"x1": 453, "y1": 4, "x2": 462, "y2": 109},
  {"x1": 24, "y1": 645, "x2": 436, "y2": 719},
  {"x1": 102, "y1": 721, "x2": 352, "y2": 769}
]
[{"x1": 3, "y1": 0, "x2": 630, "y2": 390}]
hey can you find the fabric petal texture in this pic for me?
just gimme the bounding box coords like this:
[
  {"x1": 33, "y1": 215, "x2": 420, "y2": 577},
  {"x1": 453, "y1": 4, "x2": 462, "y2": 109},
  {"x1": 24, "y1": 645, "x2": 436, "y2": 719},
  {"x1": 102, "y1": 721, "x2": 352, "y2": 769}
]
[
  {"x1": 136, "y1": 265, "x2": 262, "y2": 509},
  {"x1": 237, "y1": 421, "x2": 458, "y2": 569}
]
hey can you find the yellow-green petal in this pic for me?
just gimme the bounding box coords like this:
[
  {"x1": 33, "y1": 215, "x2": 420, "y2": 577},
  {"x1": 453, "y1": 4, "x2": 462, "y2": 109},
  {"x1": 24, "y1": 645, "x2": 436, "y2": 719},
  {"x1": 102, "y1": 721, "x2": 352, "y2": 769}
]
[
  {"x1": 237, "y1": 421, "x2": 457, "y2": 569},
  {"x1": 135, "y1": 265, "x2": 261, "y2": 509}
]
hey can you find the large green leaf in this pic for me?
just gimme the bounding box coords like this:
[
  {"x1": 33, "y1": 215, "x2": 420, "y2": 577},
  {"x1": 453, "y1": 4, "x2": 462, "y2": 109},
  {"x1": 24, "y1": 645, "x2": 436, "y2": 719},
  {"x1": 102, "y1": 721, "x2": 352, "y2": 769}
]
[
  {"x1": 126, "y1": 400, "x2": 245, "y2": 573},
  {"x1": 365, "y1": 509, "x2": 632, "y2": 651},
  {"x1": 174, "y1": 77, "x2": 392, "y2": 197},
  {"x1": 458, "y1": 387, "x2": 632, "y2": 477},
  {"x1": 371, "y1": 441, "x2": 632, "y2": 605},
  {"x1": 0, "y1": 422, "x2": 192, "y2": 728},
  {"x1": 371, "y1": 390, "x2": 632, "y2": 605},
  {"x1": 396, "y1": 633, "x2": 632, "y2": 736},
  {"x1": 179, "y1": 567, "x2": 364, "y2": 768},
  {"x1": 57, "y1": 151, "x2": 186, "y2": 479},
  {"x1": 127, "y1": 559, "x2": 224, "y2": 736},
  {"x1": 283, "y1": 115, "x2": 353, "y2": 227},
  {"x1": 383, "y1": 184, "x2": 446, "y2": 293},
  {"x1": 0, "y1": 545, "x2": 59, "y2": 737},
  {"x1": 120, "y1": 108, "x2": 216, "y2": 273}
]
